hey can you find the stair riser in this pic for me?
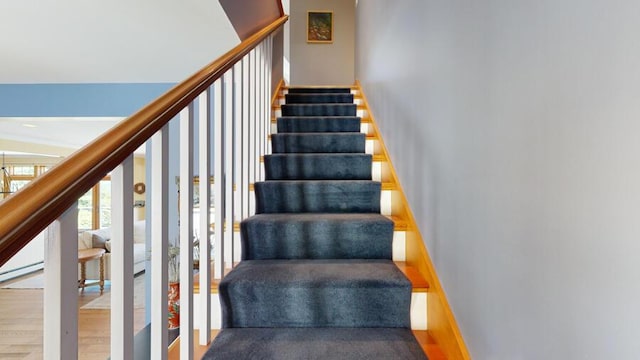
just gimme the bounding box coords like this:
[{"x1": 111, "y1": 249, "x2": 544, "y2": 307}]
[
  {"x1": 255, "y1": 181, "x2": 382, "y2": 214},
  {"x1": 278, "y1": 98, "x2": 363, "y2": 106},
  {"x1": 241, "y1": 215, "x2": 393, "y2": 260},
  {"x1": 264, "y1": 155, "x2": 372, "y2": 180},
  {"x1": 285, "y1": 88, "x2": 353, "y2": 94},
  {"x1": 273, "y1": 108, "x2": 366, "y2": 118},
  {"x1": 281, "y1": 104, "x2": 357, "y2": 117},
  {"x1": 247, "y1": 188, "x2": 398, "y2": 216},
  {"x1": 271, "y1": 134, "x2": 366, "y2": 154},
  {"x1": 285, "y1": 94, "x2": 354, "y2": 104},
  {"x1": 276, "y1": 117, "x2": 362, "y2": 133}
]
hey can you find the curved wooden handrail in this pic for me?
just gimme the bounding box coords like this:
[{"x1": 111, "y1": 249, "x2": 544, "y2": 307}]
[{"x1": 0, "y1": 16, "x2": 288, "y2": 267}]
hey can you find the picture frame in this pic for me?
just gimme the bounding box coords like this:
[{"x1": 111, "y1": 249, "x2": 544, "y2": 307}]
[{"x1": 307, "y1": 11, "x2": 333, "y2": 43}]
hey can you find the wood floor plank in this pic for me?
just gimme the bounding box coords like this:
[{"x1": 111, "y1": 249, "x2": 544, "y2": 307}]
[{"x1": 0, "y1": 273, "x2": 146, "y2": 360}]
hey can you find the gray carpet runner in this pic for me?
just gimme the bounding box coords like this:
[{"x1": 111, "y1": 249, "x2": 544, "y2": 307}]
[
  {"x1": 255, "y1": 180, "x2": 381, "y2": 214},
  {"x1": 271, "y1": 133, "x2": 365, "y2": 153},
  {"x1": 287, "y1": 87, "x2": 351, "y2": 93},
  {"x1": 207, "y1": 328, "x2": 426, "y2": 360},
  {"x1": 277, "y1": 116, "x2": 361, "y2": 133},
  {"x1": 204, "y1": 87, "x2": 427, "y2": 359},
  {"x1": 285, "y1": 93, "x2": 354, "y2": 104},
  {"x1": 241, "y1": 214, "x2": 394, "y2": 260},
  {"x1": 264, "y1": 154, "x2": 372, "y2": 180},
  {"x1": 281, "y1": 103, "x2": 356, "y2": 116}
]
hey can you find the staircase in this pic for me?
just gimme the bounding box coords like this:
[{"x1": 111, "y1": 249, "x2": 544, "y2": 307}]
[{"x1": 202, "y1": 87, "x2": 427, "y2": 359}]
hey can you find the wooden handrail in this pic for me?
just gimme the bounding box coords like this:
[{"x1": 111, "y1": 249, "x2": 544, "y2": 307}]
[{"x1": 0, "y1": 15, "x2": 288, "y2": 267}]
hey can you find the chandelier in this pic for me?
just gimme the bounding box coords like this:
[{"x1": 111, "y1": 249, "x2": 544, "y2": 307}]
[{"x1": 1, "y1": 153, "x2": 13, "y2": 199}]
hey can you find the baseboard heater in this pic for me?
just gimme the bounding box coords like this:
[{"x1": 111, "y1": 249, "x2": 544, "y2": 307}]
[{"x1": 0, "y1": 261, "x2": 44, "y2": 283}]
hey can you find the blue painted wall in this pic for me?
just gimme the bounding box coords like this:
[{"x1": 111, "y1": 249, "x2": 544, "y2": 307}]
[{"x1": 0, "y1": 83, "x2": 176, "y2": 117}]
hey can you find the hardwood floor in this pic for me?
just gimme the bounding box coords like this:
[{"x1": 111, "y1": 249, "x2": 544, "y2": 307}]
[{"x1": 0, "y1": 272, "x2": 146, "y2": 359}]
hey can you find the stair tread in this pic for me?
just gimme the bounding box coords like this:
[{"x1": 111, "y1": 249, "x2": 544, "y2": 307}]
[
  {"x1": 203, "y1": 327, "x2": 427, "y2": 360},
  {"x1": 221, "y1": 259, "x2": 406, "y2": 284},
  {"x1": 219, "y1": 259, "x2": 412, "y2": 328},
  {"x1": 170, "y1": 330, "x2": 438, "y2": 360},
  {"x1": 194, "y1": 261, "x2": 428, "y2": 293}
]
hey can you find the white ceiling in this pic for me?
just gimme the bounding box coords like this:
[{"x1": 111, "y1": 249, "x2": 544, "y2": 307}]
[
  {"x1": 0, "y1": 1, "x2": 239, "y2": 83},
  {"x1": 0, "y1": 117, "x2": 128, "y2": 158}
]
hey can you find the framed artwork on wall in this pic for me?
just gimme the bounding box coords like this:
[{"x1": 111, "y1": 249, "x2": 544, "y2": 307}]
[{"x1": 307, "y1": 11, "x2": 333, "y2": 43}]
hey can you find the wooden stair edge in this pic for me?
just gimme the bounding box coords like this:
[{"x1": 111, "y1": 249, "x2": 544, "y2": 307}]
[
  {"x1": 395, "y1": 261, "x2": 430, "y2": 292},
  {"x1": 390, "y1": 215, "x2": 410, "y2": 231},
  {"x1": 381, "y1": 181, "x2": 398, "y2": 190},
  {"x1": 413, "y1": 330, "x2": 448, "y2": 360}
]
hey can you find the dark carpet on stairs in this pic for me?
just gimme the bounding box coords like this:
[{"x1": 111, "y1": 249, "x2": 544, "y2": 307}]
[{"x1": 203, "y1": 87, "x2": 427, "y2": 359}]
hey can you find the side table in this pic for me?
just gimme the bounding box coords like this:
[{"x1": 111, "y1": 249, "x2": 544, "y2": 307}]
[{"x1": 78, "y1": 248, "x2": 106, "y2": 294}]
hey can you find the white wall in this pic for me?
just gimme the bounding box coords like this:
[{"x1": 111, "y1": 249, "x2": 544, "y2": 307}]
[
  {"x1": 0, "y1": 0, "x2": 239, "y2": 83},
  {"x1": 356, "y1": 0, "x2": 640, "y2": 358},
  {"x1": 290, "y1": 0, "x2": 355, "y2": 85}
]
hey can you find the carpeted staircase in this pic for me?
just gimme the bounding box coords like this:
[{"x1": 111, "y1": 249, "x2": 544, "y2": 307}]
[{"x1": 203, "y1": 87, "x2": 427, "y2": 359}]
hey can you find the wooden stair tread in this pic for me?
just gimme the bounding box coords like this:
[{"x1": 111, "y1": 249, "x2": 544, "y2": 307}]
[
  {"x1": 389, "y1": 215, "x2": 409, "y2": 231},
  {"x1": 395, "y1": 261, "x2": 430, "y2": 292},
  {"x1": 381, "y1": 182, "x2": 397, "y2": 190},
  {"x1": 412, "y1": 331, "x2": 448, "y2": 360},
  {"x1": 372, "y1": 154, "x2": 387, "y2": 162}
]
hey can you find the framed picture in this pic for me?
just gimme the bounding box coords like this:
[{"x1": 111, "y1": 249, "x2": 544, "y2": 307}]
[{"x1": 307, "y1": 11, "x2": 333, "y2": 43}]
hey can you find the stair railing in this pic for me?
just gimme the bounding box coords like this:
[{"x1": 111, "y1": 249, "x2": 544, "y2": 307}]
[{"x1": 0, "y1": 15, "x2": 287, "y2": 360}]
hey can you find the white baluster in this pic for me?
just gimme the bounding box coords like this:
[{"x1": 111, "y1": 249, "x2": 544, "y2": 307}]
[
  {"x1": 151, "y1": 125, "x2": 169, "y2": 360},
  {"x1": 266, "y1": 35, "x2": 277, "y2": 154},
  {"x1": 233, "y1": 63, "x2": 244, "y2": 262},
  {"x1": 213, "y1": 79, "x2": 224, "y2": 280},
  {"x1": 261, "y1": 40, "x2": 268, "y2": 169},
  {"x1": 44, "y1": 206, "x2": 78, "y2": 360},
  {"x1": 179, "y1": 105, "x2": 194, "y2": 359},
  {"x1": 224, "y1": 72, "x2": 234, "y2": 269},
  {"x1": 242, "y1": 57, "x2": 251, "y2": 219},
  {"x1": 249, "y1": 50, "x2": 257, "y2": 215},
  {"x1": 198, "y1": 89, "x2": 212, "y2": 345},
  {"x1": 257, "y1": 43, "x2": 264, "y2": 182},
  {"x1": 111, "y1": 155, "x2": 134, "y2": 360},
  {"x1": 254, "y1": 46, "x2": 263, "y2": 182}
]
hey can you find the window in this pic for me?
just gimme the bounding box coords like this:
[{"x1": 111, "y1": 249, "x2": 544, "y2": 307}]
[
  {"x1": 78, "y1": 178, "x2": 111, "y2": 230},
  {"x1": 1, "y1": 164, "x2": 110, "y2": 230}
]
